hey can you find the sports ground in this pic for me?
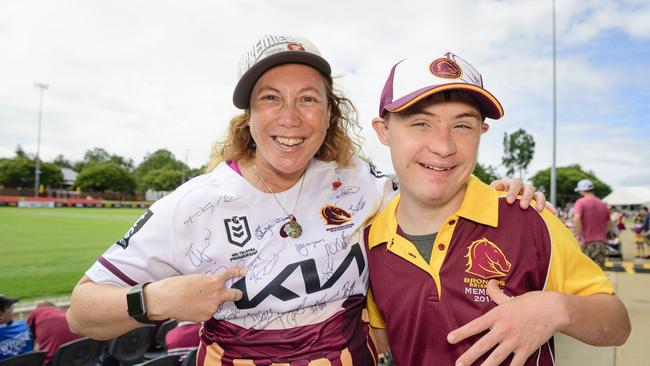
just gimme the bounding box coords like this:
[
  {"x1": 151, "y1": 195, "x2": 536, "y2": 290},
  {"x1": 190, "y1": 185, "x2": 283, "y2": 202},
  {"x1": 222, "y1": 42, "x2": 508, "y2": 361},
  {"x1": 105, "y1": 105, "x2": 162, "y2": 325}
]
[
  {"x1": 0, "y1": 207, "x2": 143, "y2": 299},
  {"x1": 1, "y1": 207, "x2": 648, "y2": 365}
]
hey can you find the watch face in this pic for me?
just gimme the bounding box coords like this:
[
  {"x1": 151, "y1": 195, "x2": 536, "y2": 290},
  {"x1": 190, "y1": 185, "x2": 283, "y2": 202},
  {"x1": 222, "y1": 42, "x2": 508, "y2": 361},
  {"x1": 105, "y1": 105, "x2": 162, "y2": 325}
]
[{"x1": 127, "y1": 290, "x2": 145, "y2": 316}]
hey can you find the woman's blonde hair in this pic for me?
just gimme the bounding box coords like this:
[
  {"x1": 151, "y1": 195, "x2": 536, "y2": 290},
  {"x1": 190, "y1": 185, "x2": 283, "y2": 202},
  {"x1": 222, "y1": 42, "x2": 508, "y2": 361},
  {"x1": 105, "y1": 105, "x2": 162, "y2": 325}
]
[{"x1": 206, "y1": 74, "x2": 362, "y2": 172}]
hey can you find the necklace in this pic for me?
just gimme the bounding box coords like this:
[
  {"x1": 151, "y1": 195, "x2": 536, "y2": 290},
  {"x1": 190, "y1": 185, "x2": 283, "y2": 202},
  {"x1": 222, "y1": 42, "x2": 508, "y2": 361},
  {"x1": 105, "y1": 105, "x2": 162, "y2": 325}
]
[{"x1": 252, "y1": 164, "x2": 306, "y2": 239}]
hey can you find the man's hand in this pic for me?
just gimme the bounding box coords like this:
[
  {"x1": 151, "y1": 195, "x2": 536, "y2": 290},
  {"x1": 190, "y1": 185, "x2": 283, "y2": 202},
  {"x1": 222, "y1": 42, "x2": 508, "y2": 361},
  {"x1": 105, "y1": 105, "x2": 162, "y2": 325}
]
[
  {"x1": 447, "y1": 280, "x2": 568, "y2": 366},
  {"x1": 490, "y1": 179, "x2": 557, "y2": 214}
]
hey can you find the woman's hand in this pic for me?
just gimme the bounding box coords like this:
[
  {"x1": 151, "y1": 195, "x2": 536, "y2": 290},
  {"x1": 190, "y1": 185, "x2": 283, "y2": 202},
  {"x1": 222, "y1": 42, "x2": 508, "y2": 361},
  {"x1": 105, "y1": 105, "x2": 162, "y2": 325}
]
[
  {"x1": 145, "y1": 268, "x2": 246, "y2": 322},
  {"x1": 490, "y1": 178, "x2": 556, "y2": 214}
]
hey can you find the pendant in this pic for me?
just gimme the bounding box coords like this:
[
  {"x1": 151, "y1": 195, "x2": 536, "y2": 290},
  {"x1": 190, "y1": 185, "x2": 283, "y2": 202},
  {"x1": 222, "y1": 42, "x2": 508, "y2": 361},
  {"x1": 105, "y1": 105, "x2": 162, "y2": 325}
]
[{"x1": 283, "y1": 216, "x2": 303, "y2": 239}]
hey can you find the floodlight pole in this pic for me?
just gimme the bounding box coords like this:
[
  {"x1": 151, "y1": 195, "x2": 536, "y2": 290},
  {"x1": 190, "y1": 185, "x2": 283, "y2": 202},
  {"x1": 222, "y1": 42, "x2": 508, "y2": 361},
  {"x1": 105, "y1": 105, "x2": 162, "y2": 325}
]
[
  {"x1": 551, "y1": 0, "x2": 558, "y2": 207},
  {"x1": 34, "y1": 82, "x2": 49, "y2": 197}
]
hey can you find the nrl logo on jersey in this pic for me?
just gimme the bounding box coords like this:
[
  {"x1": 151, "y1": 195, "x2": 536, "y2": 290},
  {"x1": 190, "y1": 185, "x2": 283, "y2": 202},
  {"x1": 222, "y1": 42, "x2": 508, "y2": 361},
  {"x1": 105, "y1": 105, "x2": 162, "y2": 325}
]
[
  {"x1": 116, "y1": 209, "x2": 153, "y2": 249},
  {"x1": 224, "y1": 216, "x2": 252, "y2": 247}
]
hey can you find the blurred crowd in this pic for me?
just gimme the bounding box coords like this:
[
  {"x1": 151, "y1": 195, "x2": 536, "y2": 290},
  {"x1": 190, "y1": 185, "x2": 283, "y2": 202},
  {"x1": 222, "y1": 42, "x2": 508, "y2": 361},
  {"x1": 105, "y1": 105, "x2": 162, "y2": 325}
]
[
  {"x1": 0, "y1": 295, "x2": 200, "y2": 365},
  {"x1": 558, "y1": 184, "x2": 650, "y2": 263}
]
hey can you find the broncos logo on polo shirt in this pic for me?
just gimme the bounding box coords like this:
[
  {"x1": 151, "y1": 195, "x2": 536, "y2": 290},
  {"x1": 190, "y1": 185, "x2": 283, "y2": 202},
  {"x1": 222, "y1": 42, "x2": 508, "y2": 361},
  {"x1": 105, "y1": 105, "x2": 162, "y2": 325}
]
[{"x1": 464, "y1": 237, "x2": 511, "y2": 279}]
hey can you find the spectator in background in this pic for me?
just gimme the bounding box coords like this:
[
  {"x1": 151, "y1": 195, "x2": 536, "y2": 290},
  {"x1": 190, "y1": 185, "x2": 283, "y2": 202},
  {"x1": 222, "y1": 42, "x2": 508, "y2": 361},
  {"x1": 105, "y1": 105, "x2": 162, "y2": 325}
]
[
  {"x1": 641, "y1": 206, "x2": 650, "y2": 258},
  {"x1": 0, "y1": 294, "x2": 32, "y2": 361},
  {"x1": 634, "y1": 214, "x2": 645, "y2": 258},
  {"x1": 27, "y1": 301, "x2": 81, "y2": 365},
  {"x1": 573, "y1": 179, "x2": 611, "y2": 267},
  {"x1": 615, "y1": 210, "x2": 626, "y2": 233},
  {"x1": 165, "y1": 321, "x2": 201, "y2": 364}
]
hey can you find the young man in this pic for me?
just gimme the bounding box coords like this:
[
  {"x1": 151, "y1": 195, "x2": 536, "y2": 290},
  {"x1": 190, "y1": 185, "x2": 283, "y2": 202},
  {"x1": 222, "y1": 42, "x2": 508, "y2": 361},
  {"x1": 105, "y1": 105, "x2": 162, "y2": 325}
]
[
  {"x1": 572, "y1": 179, "x2": 611, "y2": 266},
  {"x1": 365, "y1": 52, "x2": 631, "y2": 366}
]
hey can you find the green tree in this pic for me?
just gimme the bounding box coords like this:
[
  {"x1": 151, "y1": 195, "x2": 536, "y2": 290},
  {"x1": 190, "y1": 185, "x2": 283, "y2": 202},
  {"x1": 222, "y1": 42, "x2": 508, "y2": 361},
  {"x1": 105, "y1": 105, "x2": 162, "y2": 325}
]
[
  {"x1": 187, "y1": 165, "x2": 207, "y2": 181},
  {"x1": 134, "y1": 149, "x2": 187, "y2": 192},
  {"x1": 531, "y1": 164, "x2": 611, "y2": 208},
  {"x1": 502, "y1": 128, "x2": 535, "y2": 179},
  {"x1": 74, "y1": 162, "x2": 135, "y2": 194},
  {"x1": 15, "y1": 145, "x2": 30, "y2": 159},
  {"x1": 473, "y1": 162, "x2": 500, "y2": 184},
  {"x1": 142, "y1": 169, "x2": 184, "y2": 191},
  {"x1": 74, "y1": 148, "x2": 134, "y2": 172},
  {"x1": 0, "y1": 158, "x2": 63, "y2": 188},
  {"x1": 52, "y1": 154, "x2": 73, "y2": 169}
]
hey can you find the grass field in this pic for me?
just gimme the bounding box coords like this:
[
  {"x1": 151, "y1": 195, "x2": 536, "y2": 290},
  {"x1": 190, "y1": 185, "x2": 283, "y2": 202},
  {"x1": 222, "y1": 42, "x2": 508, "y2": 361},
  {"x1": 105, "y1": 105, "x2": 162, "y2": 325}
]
[{"x1": 0, "y1": 207, "x2": 144, "y2": 300}]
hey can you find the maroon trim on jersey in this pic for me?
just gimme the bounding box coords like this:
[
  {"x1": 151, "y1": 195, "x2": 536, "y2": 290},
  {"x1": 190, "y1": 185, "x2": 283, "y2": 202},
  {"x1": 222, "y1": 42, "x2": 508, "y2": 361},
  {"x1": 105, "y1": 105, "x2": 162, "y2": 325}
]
[
  {"x1": 97, "y1": 256, "x2": 137, "y2": 286},
  {"x1": 367, "y1": 199, "x2": 554, "y2": 366},
  {"x1": 198, "y1": 295, "x2": 376, "y2": 365}
]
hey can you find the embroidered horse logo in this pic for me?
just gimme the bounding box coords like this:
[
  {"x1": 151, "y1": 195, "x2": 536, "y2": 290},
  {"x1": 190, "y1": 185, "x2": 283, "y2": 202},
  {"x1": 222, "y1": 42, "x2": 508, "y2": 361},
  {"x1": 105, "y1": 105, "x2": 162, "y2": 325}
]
[{"x1": 464, "y1": 238, "x2": 511, "y2": 279}]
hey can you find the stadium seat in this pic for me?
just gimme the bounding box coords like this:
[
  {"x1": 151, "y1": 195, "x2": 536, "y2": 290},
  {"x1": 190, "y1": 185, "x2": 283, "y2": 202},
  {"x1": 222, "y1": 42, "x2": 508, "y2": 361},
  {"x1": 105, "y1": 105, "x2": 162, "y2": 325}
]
[
  {"x1": 0, "y1": 351, "x2": 46, "y2": 366},
  {"x1": 155, "y1": 319, "x2": 178, "y2": 350},
  {"x1": 144, "y1": 319, "x2": 178, "y2": 360},
  {"x1": 50, "y1": 337, "x2": 105, "y2": 366},
  {"x1": 180, "y1": 348, "x2": 197, "y2": 366},
  {"x1": 137, "y1": 354, "x2": 180, "y2": 366},
  {"x1": 106, "y1": 324, "x2": 156, "y2": 365}
]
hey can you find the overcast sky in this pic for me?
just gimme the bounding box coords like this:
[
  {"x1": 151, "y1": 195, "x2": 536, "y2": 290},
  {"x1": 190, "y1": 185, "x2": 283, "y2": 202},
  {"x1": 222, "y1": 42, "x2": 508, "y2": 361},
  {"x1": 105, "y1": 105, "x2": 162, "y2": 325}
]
[{"x1": 1, "y1": 0, "x2": 649, "y2": 189}]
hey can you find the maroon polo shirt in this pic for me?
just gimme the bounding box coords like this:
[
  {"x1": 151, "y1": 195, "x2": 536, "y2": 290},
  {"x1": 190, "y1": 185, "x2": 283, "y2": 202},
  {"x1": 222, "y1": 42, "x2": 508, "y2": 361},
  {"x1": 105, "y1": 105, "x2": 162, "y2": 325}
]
[{"x1": 365, "y1": 176, "x2": 613, "y2": 366}]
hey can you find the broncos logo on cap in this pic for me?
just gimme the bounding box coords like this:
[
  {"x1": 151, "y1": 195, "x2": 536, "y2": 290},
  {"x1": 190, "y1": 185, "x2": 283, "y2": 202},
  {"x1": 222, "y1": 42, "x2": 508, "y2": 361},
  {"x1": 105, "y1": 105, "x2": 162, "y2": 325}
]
[
  {"x1": 464, "y1": 238, "x2": 511, "y2": 279},
  {"x1": 430, "y1": 58, "x2": 462, "y2": 79},
  {"x1": 321, "y1": 204, "x2": 352, "y2": 226}
]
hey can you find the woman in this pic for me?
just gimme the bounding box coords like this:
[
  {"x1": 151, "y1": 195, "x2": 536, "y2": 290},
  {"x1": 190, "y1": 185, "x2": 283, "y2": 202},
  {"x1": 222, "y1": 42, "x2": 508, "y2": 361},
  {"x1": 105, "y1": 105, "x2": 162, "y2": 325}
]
[{"x1": 67, "y1": 34, "x2": 545, "y2": 365}]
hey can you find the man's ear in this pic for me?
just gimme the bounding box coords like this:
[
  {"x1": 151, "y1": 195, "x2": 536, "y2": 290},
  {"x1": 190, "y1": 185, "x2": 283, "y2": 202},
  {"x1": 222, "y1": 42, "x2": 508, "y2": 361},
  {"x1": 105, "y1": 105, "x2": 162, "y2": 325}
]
[
  {"x1": 481, "y1": 122, "x2": 490, "y2": 134},
  {"x1": 372, "y1": 117, "x2": 390, "y2": 146}
]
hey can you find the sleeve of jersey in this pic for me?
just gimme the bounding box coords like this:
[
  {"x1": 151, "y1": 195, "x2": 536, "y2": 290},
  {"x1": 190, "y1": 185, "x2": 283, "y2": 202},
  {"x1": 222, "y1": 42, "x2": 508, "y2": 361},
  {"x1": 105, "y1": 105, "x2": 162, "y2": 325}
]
[
  {"x1": 366, "y1": 288, "x2": 387, "y2": 329},
  {"x1": 379, "y1": 177, "x2": 398, "y2": 212},
  {"x1": 85, "y1": 196, "x2": 179, "y2": 286},
  {"x1": 541, "y1": 210, "x2": 614, "y2": 295},
  {"x1": 356, "y1": 158, "x2": 399, "y2": 215}
]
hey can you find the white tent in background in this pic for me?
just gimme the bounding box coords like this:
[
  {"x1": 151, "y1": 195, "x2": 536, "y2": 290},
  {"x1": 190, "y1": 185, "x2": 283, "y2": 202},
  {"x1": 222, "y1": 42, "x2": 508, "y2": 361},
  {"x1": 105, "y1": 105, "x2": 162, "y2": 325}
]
[{"x1": 603, "y1": 186, "x2": 650, "y2": 207}]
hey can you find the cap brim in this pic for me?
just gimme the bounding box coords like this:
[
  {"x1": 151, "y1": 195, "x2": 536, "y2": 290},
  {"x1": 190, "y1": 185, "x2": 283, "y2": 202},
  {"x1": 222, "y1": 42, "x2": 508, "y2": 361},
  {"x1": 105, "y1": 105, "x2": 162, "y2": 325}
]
[
  {"x1": 2, "y1": 297, "x2": 19, "y2": 306},
  {"x1": 232, "y1": 52, "x2": 331, "y2": 109},
  {"x1": 383, "y1": 83, "x2": 504, "y2": 120}
]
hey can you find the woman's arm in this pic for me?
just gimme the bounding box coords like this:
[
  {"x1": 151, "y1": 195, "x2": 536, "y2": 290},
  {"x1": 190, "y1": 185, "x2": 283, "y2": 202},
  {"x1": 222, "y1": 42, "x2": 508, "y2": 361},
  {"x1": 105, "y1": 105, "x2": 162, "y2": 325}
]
[
  {"x1": 66, "y1": 276, "x2": 139, "y2": 340},
  {"x1": 67, "y1": 269, "x2": 245, "y2": 340}
]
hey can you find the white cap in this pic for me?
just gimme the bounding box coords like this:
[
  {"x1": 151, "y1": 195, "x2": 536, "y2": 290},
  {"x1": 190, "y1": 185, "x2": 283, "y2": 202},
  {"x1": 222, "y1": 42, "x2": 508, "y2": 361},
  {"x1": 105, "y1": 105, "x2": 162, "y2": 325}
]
[
  {"x1": 232, "y1": 34, "x2": 331, "y2": 109},
  {"x1": 378, "y1": 51, "x2": 504, "y2": 119},
  {"x1": 575, "y1": 179, "x2": 594, "y2": 192}
]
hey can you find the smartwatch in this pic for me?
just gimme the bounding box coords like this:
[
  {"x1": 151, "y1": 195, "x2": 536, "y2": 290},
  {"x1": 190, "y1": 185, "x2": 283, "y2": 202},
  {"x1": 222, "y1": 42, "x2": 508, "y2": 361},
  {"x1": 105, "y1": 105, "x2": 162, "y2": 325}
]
[{"x1": 126, "y1": 282, "x2": 156, "y2": 324}]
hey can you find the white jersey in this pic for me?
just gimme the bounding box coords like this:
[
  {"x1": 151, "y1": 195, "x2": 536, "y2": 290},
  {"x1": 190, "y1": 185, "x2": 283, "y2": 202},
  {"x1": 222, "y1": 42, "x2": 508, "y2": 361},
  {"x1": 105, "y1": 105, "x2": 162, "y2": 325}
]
[{"x1": 87, "y1": 157, "x2": 396, "y2": 330}]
